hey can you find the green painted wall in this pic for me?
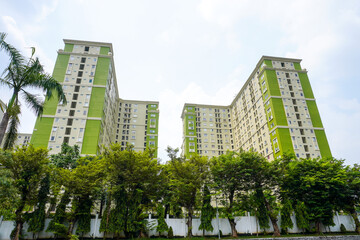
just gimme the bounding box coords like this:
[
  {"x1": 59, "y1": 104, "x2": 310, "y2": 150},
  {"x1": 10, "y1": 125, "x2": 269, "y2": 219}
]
[
  {"x1": 146, "y1": 104, "x2": 159, "y2": 158},
  {"x1": 294, "y1": 62, "x2": 302, "y2": 70},
  {"x1": 93, "y1": 57, "x2": 110, "y2": 86},
  {"x1": 64, "y1": 43, "x2": 74, "y2": 52},
  {"x1": 184, "y1": 106, "x2": 197, "y2": 157},
  {"x1": 148, "y1": 104, "x2": 158, "y2": 111},
  {"x1": 30, "y1": 117, "x2": 54, "y2": 148},
  {"x1": 100, "y1": 47, "x2": 110, "y2": 55},
  {"x1": 278, "y1": 128, "x2": 294, "y2": 155},
  {"x1": 314, "y1": 129, "x2": 332, "y2": 158},
  {"x1": 42, "y1": 97, "x2": 59, "y2": 116},
  {"x1": 299, "y1": 72, "x2": 315, "y2": 99},
  {"x1": 88, "y1": 87, "x2": 105, "y2": 118},
  {"x1": 264, "y1": 59, "x2": 273, "y2": 68},
  {"x1": 306, "y1": 100, "x2": 323, "y2": 128},
  {"x1": 81, "y1": 120, "x2": 101, "y2": 154},
  {"x1": 270, "y1": 98, "x2": 288, "y2": 126},
  {"x1": 52, "y1": 54, "x2": 69, "y2": 83},
  {"x1": 270, "y1": 128, "x2": 294, "y2": 159},
  {"x1": 42, "y1": 54, "x2": 69, "y2": 115},
  {"x1": 265, "y1": 70, "x2": 281, "y2": 96}
]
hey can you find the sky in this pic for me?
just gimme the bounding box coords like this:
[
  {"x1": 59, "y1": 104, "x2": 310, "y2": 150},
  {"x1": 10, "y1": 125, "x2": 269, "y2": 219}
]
[{"x1": 0, "y1": 0, "x2": 359, "y2": 165}]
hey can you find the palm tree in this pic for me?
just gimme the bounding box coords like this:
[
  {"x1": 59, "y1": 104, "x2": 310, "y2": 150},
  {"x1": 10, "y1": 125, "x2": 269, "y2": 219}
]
[
  {"x1": 0, "y1": 36, "x2": 66, "y2": 149},
  {"x1": 0, "y1": 32, "x2": 23, "y2": 68}
]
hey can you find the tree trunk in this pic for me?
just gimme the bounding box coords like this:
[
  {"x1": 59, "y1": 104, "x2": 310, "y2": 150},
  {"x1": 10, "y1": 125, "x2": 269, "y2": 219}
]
[
  {"x1": 229, "y1": 218, "x2": 238, "y2": 237},
  {"x1": 187, "y1": 209, "x2": 193, "y2": 238},
  {"x1": 350, "y1": 207, "x2": 360, "y2": 234},
  {"x1": 0, "y1": 111, "x2": 9, "y2": 146},
  {"x1": 13, "y1": 201, "x2": 25, "y2": 240},
  {"x1": 263, "y1": 197, "x2": 280, "y2": 237}
]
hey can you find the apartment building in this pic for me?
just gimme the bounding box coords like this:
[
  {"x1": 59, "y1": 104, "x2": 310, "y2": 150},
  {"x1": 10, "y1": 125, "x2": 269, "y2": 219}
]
[
  {"x1": 182, "y1": 56, "x2": 331, "y2": 160},
  {"x1": 30, "y1": 39, "x2": 159, "y2": 156},
  {"x1": 0, "y1": 133, "x2": 32, "y2": 149},
  {"x1": 115, "y1": 99, "x2": 159, "y2": 158}
]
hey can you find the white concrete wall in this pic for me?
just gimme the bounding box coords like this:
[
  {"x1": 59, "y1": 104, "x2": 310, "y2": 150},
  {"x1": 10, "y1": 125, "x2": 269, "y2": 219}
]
[{"x1": 0, "y1": 213, "x2": 358, "y2": 240}]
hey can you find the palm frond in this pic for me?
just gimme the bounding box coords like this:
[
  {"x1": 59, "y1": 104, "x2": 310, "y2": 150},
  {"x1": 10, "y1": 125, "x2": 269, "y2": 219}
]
[
  {"x1": 0, "y1": 32, "x2": 24, "y2": 68},
  {"x1": 22, "y1": 90, "x2": 44, "y2": 116},
  {"x1": 26, "y1": 72, "x2": 67, "y2": 105},
  {"x1": 2, "y1": 104, "x2": 20, "y2": 150}
]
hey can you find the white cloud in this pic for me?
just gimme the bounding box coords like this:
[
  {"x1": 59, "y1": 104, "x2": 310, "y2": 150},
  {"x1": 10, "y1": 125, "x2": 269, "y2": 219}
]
[{"x1": 35, "y1": 0, "x2": 59, "y2": 22}]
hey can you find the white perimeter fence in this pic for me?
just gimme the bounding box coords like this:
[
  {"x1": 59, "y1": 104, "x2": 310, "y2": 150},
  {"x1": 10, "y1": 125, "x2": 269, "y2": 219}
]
[{"x1": 0, "y1": 213, "x2": 359, "y2": 239}]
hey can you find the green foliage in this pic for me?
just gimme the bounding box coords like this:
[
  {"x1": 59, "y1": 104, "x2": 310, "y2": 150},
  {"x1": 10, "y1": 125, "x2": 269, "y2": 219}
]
[
  {"x1": 103, "y1": 144, "x2": 162, "y2": 237},
  {"x1": 166, "y1": 147, "x2": 209, "y2": 237},
  {"x1": 199, "y1": 185, "x2": 215, "y2": 232},
  {"x1": 50, "y1": 143, "x2": 79, "y2": 169},
  {"x1": 0, "y1": 166, "x2": 17, "y2": 219},
  {"x1": 280, "y1": 199, "x2": 294, "y2": 233},
  {"x1": 157, "y1": 204, "x2": 169, "y2": 234},
  {"x1": 168, "y1": 226, "x2": 174, "y2": 238},
  {"x1": 211, "y1": 151, "x2": 245, "y2": 222},
  {"x1": 253, "y1": 190, "x2": 270, "y2": 230},
  {"x1": 0, "y1": 145, "x2": 49, "y2": 239},
  {"x1": 0, "y1": 44, "x2": 66, "y2": 149},
  {"x1": 74, "y1": 196, "x2": 92, "y2": 235},
  {"x1": 282, "y1": 158, "x2": 347, "y2": 232},
  {"x1": 47, "y1": 191, "x2": 71, "y2": 232},
  {"x1": 27, "y1": 174, "x2": 50, "y2": 233}
]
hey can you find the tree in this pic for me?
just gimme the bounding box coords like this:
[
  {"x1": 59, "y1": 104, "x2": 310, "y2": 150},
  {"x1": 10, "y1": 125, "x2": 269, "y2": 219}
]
[
  {"x1": 0, "y1": 145, "x2": 49, "y2": 240},
  {"x1": 167, "y1": 147, "x2": 209, "y2": 238},
  {"x1": 156, "y1": 203, "x2": 168, "y2": 236},
  {"x1": 339, "y1": 164, "x2": 360, "y2": 234},
  {"x1": 27, "y1": 174, "x2": 50, "y2": 237},
  {"x1": 101, "y1": 144, "x2": 162, "y2": 238},
  {"x1": 294, "y1": 201, "x2": 310, "y2": 233},
  {"x1": 0, "y1": 32, "x2": 23, "y2": 69},
  {"x1": 280, "y1": 199, "x2": 294, "y2": 233},
  {"x1": 199, "y1": 185, "x2": 215, "y2": 235},
  {"x1": 0, "y1": 44, "x2": 66, "y2": 148},
  {"x1": 211, "y1": 151, "x2": 246, "y2": 237},
  {"x1": 281, "y1": 157, "x2": 347, "y2": 233},
  {"x1": 241, "y1": 151, "x2": 281, "y2": 236}
]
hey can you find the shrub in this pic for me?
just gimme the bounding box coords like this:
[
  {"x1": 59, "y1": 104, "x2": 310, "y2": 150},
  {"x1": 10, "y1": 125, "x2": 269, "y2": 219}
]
[
  {"x1": 340, "y1": 224, "x2": 347, "y2": 233},
  {"x1": 168, "y1": 226, "x2": 174, "y2": 238}
]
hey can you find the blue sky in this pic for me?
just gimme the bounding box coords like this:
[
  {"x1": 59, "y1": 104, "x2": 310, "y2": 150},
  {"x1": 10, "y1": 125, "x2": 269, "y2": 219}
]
[{"x1": 0, "y1": 0, "x2": 359, "y2": 165}]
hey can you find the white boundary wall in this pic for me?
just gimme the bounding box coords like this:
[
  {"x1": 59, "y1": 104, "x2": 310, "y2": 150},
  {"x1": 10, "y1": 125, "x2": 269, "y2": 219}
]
[{"x1": 0, "y1": 213, "x2": 359, "y2": 240}]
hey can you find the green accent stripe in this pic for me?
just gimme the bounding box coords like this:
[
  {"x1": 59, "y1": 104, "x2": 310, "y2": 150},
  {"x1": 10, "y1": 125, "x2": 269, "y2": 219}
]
[
  {"x1": 306, "y1": 100, "x2": 323, "y2": 128},
  {"x1": 265, "y1": 70, "x2": 281, "y2": 96},
  {"x1": 81, "y1": 120, "x2": 101, "y2": 154},
  {"x1": 299, "y1": 72, "x2": 314, "y2": 99},
  {"x1": 94, "y1": 57, "x2": 110, "y2": 86},
  {"x1": 53, "y1": 54, "x2": 69, "y2": 83},
  {"x1": 42, "y1": 97, "x2": 59, "y2": 116},
  {"x1": 270, "y1": 98, "x2": 287, "y2": 126},
  {"x1": 314, "y1": 130, "x2": 332, "y2": 158},
  {"x1": 146, "y1": 105, "x2": 159, "y2": 158},
  {"x1": 264, "y1": 59, "x2": 273, "y2": 68},
  {"x1": 30, "y1": 117, "x2": 54, "y2": 148},
  {"x1": 100, "y1": 47, "x2": 110, "y2": 55},
  {"x1": 88, "y1": 87, "x2": 105, "y2": 118},
  {"x1": 64, "y1": 44, "x2": 74, "y2": 52},
  {"x1": 278, "y1": 128, "x2": 294, "y2": 154},
  {"x1": 294, "y1": 62, "x2": 301, "y2": 70}
]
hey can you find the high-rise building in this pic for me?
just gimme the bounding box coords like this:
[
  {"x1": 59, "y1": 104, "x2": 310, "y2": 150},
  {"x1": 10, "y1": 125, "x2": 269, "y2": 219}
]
[
  {"x1": 30, "y1": 39, "x2": 159, "y2": 156},
  {"x1": 182, "y1": 56, "x2": 331, "y2": 160},
  {"x1": 115, "y1": 99, "x2": 159, "y2": 158}
]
